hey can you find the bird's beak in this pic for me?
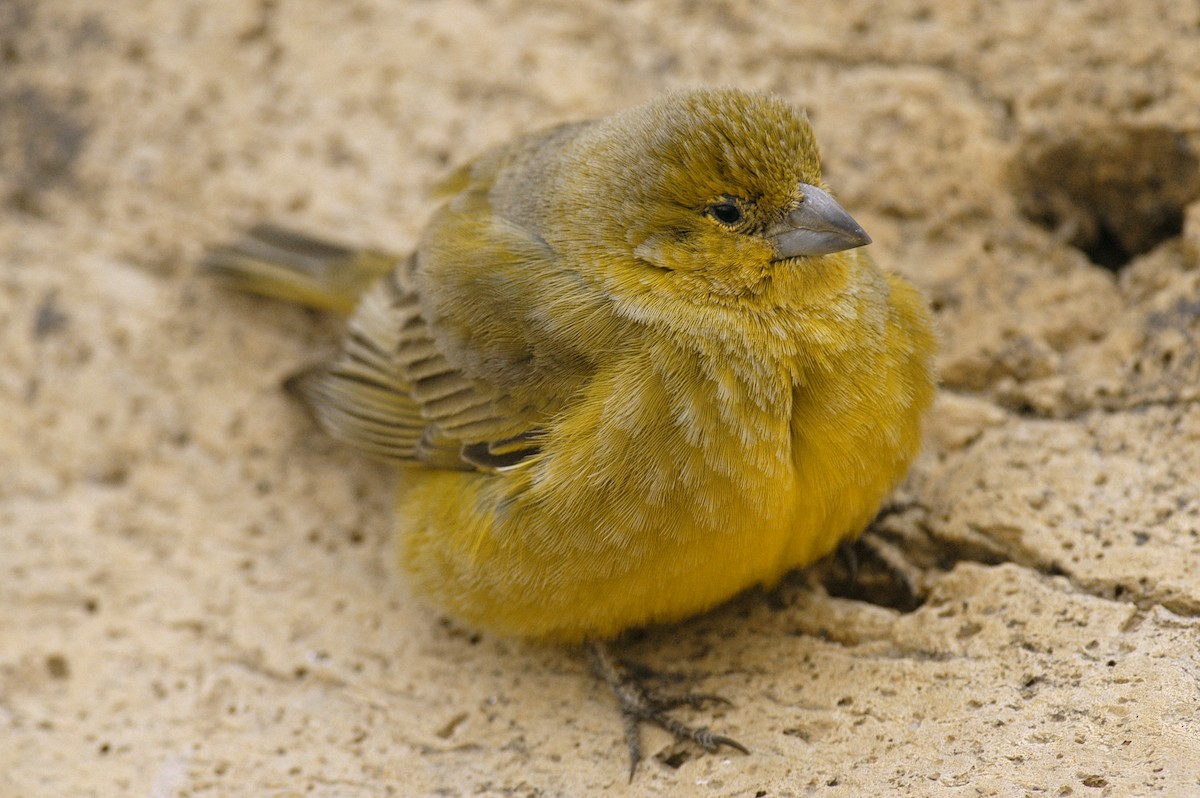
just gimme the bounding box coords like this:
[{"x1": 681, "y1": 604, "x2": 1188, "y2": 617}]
[{"x1": 768, "y1": 183, "x2": 872, "y2": 260}]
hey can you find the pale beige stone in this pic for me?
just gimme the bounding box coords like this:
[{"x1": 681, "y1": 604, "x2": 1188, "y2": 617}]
[{"x1": 4, "y1": 1, "x2": 1199, "y2": 796}]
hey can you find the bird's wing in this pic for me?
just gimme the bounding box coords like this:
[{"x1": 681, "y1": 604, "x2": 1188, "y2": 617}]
[
  {"x1": 290, "y1": 254, "x2": 549, "y2": 472},
  {"x1": 293, "y1": 202, "x2": 609, "y2": 473},
  {"x1": 290, "y1": 118, "x2": 621, "y2": 472}
]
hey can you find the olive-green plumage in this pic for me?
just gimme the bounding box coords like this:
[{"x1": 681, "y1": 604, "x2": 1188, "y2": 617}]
[{"x1": 204, "y1": 88, "x2": 937, "y2": 645}]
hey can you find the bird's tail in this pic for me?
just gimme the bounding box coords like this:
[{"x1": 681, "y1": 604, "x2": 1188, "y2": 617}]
[{"x1": 200, "y1": 224, "x2": 400, "y2": 314}]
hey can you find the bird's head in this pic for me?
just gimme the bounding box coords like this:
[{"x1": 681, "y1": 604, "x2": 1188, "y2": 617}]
[{"x1": 557, "y1": 88, "x2": 870, "y2": 305}]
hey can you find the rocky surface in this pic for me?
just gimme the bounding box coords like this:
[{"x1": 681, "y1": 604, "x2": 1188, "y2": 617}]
[{"x1": 4, "y1": 1, "x2": 1199, "y2": 795}]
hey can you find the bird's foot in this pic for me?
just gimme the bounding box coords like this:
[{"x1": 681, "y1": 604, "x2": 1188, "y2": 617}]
[
  {"x1": 827, "y1": 499, "x2": 930, "y2": 611},
  {"x1": 836, "y1": 531, "x2": 922, "y2": 610},
  {"x1": 586, "y1": 640, "x2": 748, "y2": 779}
]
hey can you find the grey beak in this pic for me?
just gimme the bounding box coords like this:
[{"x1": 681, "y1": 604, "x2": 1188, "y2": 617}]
[{"x1": 768, "y1": 183, "x2": 871, "y2": 259}]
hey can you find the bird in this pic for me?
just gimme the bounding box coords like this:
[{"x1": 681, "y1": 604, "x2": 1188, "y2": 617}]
[{"x1": 202, "y1": 87, "x2": 938, "y2": 774}]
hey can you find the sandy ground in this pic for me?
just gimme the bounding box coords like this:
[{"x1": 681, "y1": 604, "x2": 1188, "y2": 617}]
[{"x1": 4, "y1": 1, "x2": 1200, "y2": 796}]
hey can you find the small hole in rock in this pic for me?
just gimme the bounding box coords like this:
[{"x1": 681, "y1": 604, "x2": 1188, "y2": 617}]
[
  {"x1": 658, "y1": 748, "x2": 692, "y2": 769},
  {"x1": 1014, "y1": 126, "x2": 1200, "y2": 272}
]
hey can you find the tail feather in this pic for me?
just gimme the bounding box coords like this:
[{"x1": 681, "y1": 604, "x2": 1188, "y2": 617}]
[{"x1": 201, "y1": 224, "x2": 400, "y2": 314}]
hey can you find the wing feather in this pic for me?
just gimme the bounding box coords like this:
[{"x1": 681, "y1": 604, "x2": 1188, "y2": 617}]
[{"x1": 294, "y1": 254, "x2": 548, "y2": 471}]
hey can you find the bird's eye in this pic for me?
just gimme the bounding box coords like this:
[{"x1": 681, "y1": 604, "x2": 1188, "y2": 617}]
[{"x1": 709, "y1": 203, "x2": 743, "y2": 225}]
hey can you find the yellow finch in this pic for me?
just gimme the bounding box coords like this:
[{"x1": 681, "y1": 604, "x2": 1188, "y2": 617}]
[{"x1": 204, "y1": 87, "x2": 937, "y2": 771}]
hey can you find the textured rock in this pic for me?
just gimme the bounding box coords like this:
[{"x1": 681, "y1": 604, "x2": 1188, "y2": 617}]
[{"x1": 4, "y1": 1, "x2": 1199, "y2": 795}]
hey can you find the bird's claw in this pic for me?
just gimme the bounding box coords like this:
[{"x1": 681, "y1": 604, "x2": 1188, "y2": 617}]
[{"x1": 587, "y1": 641, "x2": 749, "y2": 778}]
